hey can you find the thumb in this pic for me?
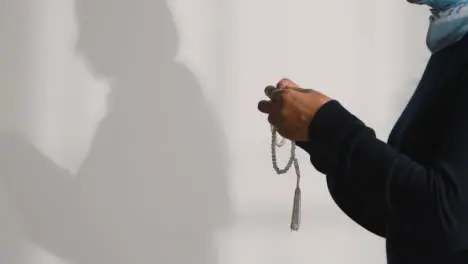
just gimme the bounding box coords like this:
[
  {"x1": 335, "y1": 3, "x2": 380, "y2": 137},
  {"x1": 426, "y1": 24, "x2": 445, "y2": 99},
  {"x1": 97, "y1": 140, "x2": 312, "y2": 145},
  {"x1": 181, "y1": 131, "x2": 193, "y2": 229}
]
[
  {"x1": 277, "y1": 78, "x2": 300, "y2": 89},
  {"x1": 289, "y1": 87, "x2": 312, "y2": 93},
  {"x1": 277, "y1": 78, "x2": 312, "y2": 93}
]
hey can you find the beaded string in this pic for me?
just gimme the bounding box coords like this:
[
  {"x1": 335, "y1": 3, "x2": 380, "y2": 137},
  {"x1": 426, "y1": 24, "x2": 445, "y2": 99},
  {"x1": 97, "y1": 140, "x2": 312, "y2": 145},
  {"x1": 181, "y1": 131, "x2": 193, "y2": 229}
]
[{"x1": 270, "y1": 125, "x2": 302, "y2": 231}]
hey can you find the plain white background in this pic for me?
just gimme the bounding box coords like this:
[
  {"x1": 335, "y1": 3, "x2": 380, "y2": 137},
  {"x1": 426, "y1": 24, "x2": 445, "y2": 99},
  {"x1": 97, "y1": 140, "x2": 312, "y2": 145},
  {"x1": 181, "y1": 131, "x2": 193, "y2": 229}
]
[{"x1": 0, "y1": 0, "x2": 431, "y2": 263}]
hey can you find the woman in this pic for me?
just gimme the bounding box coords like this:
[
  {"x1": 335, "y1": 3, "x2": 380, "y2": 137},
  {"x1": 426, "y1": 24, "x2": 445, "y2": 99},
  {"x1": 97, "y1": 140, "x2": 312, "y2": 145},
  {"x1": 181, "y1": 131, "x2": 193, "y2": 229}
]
[{"x1": 258, "y1": 0, "x2": 468, "y2": 263}]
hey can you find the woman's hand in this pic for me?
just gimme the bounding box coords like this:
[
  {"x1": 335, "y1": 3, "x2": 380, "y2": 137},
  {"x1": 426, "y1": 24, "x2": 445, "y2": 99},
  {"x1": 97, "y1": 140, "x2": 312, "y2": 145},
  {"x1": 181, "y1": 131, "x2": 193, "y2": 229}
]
[{"x1": 257, "y1": 78, "x2": 332, "y2": 142}]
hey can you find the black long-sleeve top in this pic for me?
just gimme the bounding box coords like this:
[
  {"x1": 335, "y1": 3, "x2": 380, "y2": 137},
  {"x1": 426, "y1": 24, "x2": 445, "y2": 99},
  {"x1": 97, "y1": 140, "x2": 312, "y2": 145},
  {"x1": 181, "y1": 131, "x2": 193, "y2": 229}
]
[{"x1": 297, "y1": 34, "x2": 468, "y2": 263}]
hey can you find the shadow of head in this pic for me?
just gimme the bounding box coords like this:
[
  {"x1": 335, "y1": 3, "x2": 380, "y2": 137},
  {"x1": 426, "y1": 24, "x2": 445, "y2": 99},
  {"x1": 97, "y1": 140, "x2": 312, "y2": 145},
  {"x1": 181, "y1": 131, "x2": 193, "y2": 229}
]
[{"x1": 75, "y1": 0, "x2": 178, "y2": 78}]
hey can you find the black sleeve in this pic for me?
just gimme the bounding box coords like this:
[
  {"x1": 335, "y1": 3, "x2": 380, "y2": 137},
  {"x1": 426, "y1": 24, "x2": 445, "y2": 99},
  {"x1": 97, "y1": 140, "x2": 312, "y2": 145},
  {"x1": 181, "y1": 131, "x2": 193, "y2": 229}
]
[
  {"x1": 302, "y1": 73, "x2": 468, "y2": 249},
  {"x1": 297, "y1": 136, "x2": 388, "y2": 238}
]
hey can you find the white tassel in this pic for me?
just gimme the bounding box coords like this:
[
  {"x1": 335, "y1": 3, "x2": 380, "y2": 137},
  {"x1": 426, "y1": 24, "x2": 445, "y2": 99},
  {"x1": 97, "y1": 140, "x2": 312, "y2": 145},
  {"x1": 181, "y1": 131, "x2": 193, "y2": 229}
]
[
  {"x1": 290, "y1": 186, "x2": 301, "y2": 231},
  {"x1": 290, "y1": 158, "x2": 301, "y2": 231}
]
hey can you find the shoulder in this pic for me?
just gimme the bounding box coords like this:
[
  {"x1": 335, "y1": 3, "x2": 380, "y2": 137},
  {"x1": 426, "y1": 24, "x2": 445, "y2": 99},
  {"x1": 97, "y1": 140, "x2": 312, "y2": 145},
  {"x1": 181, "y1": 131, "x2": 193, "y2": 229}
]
[
  {"x1": 435, "y1": 33, "x2": 468, "y2": 64},
  {"x1": 421, "y1": 34, "x2": 468, "y2": 96}
]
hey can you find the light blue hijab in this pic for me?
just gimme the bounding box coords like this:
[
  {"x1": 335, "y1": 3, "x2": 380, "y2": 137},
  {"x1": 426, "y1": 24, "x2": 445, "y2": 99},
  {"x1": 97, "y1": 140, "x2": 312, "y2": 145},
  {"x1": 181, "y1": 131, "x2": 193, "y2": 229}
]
[{"x1": 416, "y1": 0, "x2": 468, "y2": 53}]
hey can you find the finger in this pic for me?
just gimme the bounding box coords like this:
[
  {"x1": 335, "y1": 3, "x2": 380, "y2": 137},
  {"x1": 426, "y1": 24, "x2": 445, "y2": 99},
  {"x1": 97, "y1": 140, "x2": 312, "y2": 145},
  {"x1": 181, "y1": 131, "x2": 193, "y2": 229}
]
[
  {"x1": 265, "y1": 86, "x2": 284, "y2": 101},
  {"x1": 267, "y1": 112, "x2": 285, "y2": 127},
  {"x1": 268, "y1": 114, "x2": 277, "y2": 126},
  {"x1": 277, "y1": 78, "x2": 299, "y2": 89},
  {"x1": 275, "y1": 127, "x2": 291, "y2": 141},
  {"x1": 271, "y1": 89, "x2": 284, "y2": 101},
  {"x1": 264, "y1": 85, "x2": 276, "y2": 98},
  {"x1": 258, "y1": 100, "x2": 274, "y2": 114}
]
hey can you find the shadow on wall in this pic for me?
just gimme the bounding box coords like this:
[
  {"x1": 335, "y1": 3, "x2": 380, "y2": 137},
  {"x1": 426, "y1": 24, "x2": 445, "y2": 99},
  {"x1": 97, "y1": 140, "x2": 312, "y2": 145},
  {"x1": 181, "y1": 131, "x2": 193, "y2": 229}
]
[
  {"x1": 0, "y1": 0, "x2": 30, "y2": 132},
  {"x1": 0, "y1": 0, "x2": 39, "y2": 263},
  {"x1": 0, "y1": 0, "x2": 231, "y2": 264}
]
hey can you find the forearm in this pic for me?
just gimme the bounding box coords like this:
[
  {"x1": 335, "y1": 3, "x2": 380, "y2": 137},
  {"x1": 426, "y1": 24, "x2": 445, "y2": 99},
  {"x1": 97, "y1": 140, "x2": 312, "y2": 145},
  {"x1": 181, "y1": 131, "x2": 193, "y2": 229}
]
[{"x1": 302, "y1": 100, "x2": 468, "y2": 248}]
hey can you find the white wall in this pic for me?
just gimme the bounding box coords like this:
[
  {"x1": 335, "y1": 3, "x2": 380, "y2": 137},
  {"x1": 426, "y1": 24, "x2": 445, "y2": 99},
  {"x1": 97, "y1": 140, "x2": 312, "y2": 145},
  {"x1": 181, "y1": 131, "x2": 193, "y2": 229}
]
[{"x1": 0, "y1": 0, "x2": 430, "y2": 263}]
